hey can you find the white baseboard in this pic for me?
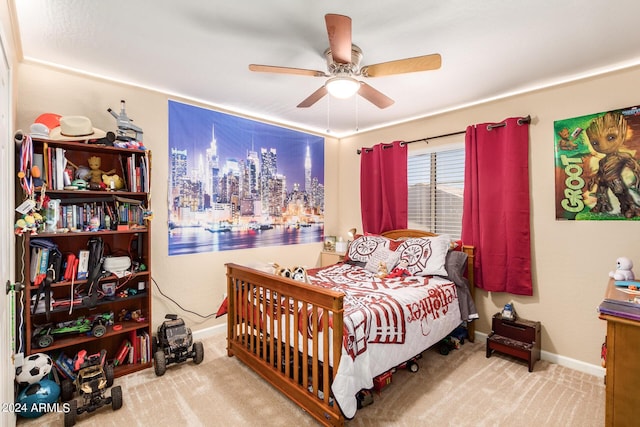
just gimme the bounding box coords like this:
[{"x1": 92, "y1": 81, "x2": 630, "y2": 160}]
[
  {"x1": 193, "y1": 326, "x2": 606, "y2": 379},
  {"x1": 192, "y1": 323, "x2": 226, "y2": 341}
]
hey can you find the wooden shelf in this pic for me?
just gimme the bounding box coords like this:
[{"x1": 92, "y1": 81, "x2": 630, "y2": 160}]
[
  {"x1": 17, "y1": 135, "x2": 153, "y2": 378},
  {"x1": 31, "y1": 320, "x2": 149, "y2": 353}
]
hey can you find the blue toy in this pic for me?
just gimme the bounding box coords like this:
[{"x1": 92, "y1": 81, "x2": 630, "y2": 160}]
[{"x1": 16, "y1": 379, "x2": 60, "y2": 418}]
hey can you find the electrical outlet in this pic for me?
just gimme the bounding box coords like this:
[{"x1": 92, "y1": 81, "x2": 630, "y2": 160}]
[{"x1": 14, "y1": 352, "x2": 24, "y2": 368}]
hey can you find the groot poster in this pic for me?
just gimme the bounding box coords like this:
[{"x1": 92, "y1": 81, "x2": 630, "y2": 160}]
[{"x1": 554, "y1": 106, "x2": 640, "y2": 220}]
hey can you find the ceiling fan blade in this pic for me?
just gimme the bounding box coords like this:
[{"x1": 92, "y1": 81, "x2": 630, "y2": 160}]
[
  {"x1": 361, "y1": 54, "x2": 442, "y2": 77},
  {"x1": 358, "y1": 82, "x2": 394, "y2": 109},
  {"x1": 325, "y1": 14, "x2": 352, "y2": 64},
  {"x1": 249, "y1": 64, "x2": 326, "y2": 77},
  {"x1": 297, "y1": 86, "x2": 328, "y2": 108}
]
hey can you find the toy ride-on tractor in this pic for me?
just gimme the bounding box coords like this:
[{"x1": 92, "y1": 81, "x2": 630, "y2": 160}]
[
  {"x1": 153, "y1": 314, "x2": 204, "y2": 376},
  {"x1": 60, "y1": 349, "x2": 122, "y2": 427}
]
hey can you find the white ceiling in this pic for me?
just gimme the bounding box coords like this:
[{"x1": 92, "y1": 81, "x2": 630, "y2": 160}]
[{"x1": 13, "y1": 0, "x2": 640, "y2": 137}]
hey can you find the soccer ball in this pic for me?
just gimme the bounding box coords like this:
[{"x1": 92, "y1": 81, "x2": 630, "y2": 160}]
[{"x1": 15, "y1": 353, "x2": 53, "y2": 387}]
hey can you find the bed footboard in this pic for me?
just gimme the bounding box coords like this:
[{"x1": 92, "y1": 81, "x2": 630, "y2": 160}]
[{"x1": 226, "y1": 263, "x2": 345, "y2": 427}]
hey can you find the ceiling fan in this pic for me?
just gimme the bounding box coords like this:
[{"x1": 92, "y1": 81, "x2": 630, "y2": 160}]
[{"x1": 248, "y1": 14, "x2": 442, "y2": 109}]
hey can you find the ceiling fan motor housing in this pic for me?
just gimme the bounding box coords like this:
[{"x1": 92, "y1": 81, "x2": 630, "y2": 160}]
[{"x1": 324, "y1": 45, "x2": 363, "y2": 75}]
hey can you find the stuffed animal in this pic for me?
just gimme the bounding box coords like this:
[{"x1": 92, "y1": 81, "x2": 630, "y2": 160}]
[
  {"x1": 609, "y1": 257, "x2": 635, "y2": 281},
  {"x1": 102, "y1": 173, "x2": 124, "y2": 190},
  {"x1": 387, "y1": 258, "x2": 411, "y2": 278},
  {"x1": 273, "y1": 264, "x2": 309, "y2": 283},
  {"x1": 291, "y1": 266, "x2": 309, "y2": 283},
  {"x1": 377, "y1": 261, "x2": 388, "y2": 279}
]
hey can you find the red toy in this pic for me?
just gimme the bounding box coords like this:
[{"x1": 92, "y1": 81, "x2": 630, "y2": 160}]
[{"x1": 387, "y1": 259, "x2": 410, "y2": 278}]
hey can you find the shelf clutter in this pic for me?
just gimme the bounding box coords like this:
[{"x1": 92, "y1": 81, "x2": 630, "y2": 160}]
[{"x1": 14, "y1": 111, "x2": 153, "y2": 380}]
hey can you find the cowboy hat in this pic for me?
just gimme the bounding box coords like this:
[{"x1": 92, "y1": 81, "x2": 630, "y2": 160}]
[{"x1": 49, "y1": 116, "x2": 106, "y2": 141}]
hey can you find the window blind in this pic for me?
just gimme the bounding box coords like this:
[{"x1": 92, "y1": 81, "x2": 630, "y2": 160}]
[{"x1": 407, "y1": 148, "x2": 465, "y2": 239}]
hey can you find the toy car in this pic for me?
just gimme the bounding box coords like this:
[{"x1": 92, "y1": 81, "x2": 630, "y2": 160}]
[
  {"x1": 60, "y1": 350, "x2": 122, "y2": 427},
  {"x1": 32, "y1": 312, "x2": 114, "y2": 348},
  {"x1": 153, "y1": 314, "x2": 204, "y2": 376}
]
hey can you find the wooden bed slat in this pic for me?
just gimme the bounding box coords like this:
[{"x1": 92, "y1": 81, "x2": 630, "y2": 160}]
[{"x1": 227, "y1": 263, "x2": 345, "y2": 426}]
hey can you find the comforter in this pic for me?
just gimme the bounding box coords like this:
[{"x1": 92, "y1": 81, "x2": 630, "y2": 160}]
[{"x1": 305, "y1": 262, "x2": 467, "y2": 418}]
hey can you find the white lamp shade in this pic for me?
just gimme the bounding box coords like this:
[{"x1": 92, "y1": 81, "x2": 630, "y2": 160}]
[{"x1": 325, "y1": 76, "x2": 360, "y2": 99}]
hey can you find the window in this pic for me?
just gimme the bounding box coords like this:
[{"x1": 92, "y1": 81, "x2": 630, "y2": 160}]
[{"x1": 407, "y1": 147, "x2": 465, "y2": 239}]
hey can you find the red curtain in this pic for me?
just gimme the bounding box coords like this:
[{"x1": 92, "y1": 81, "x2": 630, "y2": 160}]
[
  {"x1": 461, "y1": 117, "x2": 532, "y2": 295},
  {"x1": 360, "y1": 140, "x2": 408, "y2": 234}
]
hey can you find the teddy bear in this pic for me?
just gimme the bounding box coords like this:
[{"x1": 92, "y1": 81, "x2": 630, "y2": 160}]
[
  {"x1": 102, "y1": 173, "x2": 124, "y2": 190},
  {"x1": 377, "y1": 261, "x2": 388, "y2": 279},
  {"x1": 609, "y1": 257, "x2": 635, "y2": 281}
]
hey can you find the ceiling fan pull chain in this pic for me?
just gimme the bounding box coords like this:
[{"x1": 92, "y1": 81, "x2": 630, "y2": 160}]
[
  {"x1": 326, "y1": 95, "x2": 331, "y2": 133},
  {"x1": 355, "y1": 95, "x2": 359, "y2": 132}
]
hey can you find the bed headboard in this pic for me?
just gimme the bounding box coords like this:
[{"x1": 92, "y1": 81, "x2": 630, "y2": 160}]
[{"x1": 380, "y1": 228, "x2": 438, "y2": 240}]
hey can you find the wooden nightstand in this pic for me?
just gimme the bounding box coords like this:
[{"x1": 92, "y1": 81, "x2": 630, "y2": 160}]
[
  {"x1": 486, "y1": 312, "x2": 541, "y2": 372},
  {"x1": 320, "y1": 250, "x2": 345, "y2": 267}
]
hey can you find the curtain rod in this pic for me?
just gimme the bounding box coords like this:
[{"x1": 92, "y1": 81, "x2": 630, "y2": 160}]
[
  {"x1": 356, "y1": 130, "x2": 465, "y2": 154},
  {"x1": 356, "y1": 115, "x2": 531, "y2": 154}
]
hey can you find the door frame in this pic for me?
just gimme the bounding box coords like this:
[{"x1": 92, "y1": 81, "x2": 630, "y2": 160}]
[{"x1": 0, "y1": 22, "x2": 16, "y2": 427}]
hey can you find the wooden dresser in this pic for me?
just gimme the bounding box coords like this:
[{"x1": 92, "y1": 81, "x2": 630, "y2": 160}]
[{"x1": 599, "y1": 279, "x2": 640, "y2": 427}]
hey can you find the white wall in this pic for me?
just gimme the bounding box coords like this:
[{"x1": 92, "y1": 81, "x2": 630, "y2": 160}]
[{"x1": 338, "y1": 65, "x2": 640, "y2": 368}]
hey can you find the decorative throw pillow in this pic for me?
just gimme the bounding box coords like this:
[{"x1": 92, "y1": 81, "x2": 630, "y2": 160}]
[
  {"x1": 364, "y1": 247, "x2": 401, "y2": 274},
  {"x1": 394, "y1": 235, "x2": 450, "y2": 276},
  {"x1": 346, "y1": 235, "x2": 391, "y2": 263}
]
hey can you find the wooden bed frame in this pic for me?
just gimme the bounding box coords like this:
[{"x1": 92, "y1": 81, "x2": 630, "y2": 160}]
[{"x1": 226, "y1": 229, "x2": 475, "y2": 427}]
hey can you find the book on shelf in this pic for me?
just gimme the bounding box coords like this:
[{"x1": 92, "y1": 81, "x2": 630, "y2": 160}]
[
  {"x1": 129, "y1": 329, "x2": 139, "y2": 364},
  {"x1": 29, "y1": 247, "x2": 50, "y2": 283},
  {"x1": 598, "y1": 298, "x2": 640, "y2": 322},
  {"x1": 54, "y1": 147, "x2": 66, "y2": 191},
  {"x1": 114, "y1": 339, "x2": 132, "y2": 366}
]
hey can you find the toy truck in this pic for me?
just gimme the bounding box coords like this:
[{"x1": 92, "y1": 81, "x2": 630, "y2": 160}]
[
  {"x1": 153, "y1": 314, "x2": 204, "y2": 376},
  {"x1": 60, "y1": 350, "x2": 122, "y2": 427}
]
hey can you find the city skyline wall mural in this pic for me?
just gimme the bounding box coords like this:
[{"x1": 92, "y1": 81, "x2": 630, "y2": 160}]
[{"x1": 168, "y1": 100, "x2": 325, "y2": 255}]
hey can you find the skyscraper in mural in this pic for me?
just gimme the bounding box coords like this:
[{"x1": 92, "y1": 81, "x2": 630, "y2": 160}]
[
  {"x1": 206, "y1": 125, "x2": 220, "y2": 207},
  {"x1": 305, "y1": 144, "x2": 311, "y2": 192}
]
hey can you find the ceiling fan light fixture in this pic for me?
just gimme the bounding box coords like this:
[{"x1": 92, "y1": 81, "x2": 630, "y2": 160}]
[{"x1": 325, "y1": 76, "x2": 360, "y2": 99}]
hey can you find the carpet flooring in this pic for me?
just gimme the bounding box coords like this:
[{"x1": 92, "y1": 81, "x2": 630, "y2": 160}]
[{"x1": 17, "y1": 331, "x2": 605, "y2": 426}]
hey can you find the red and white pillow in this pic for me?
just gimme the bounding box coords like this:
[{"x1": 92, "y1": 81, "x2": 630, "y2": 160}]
[
  {"x1": 346, "y1": 235, "x2": 392, "y2": 263},
  {"x1": 393, "y1": 235, "x2": 451, "y2": 276},
  {"x1": 345, "y1": 233, "x2": 451, "y2": 277}
]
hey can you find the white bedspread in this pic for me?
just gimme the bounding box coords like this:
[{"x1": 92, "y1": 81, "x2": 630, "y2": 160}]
[{"x1": 306, "y1": 263, "x2": 462, "y2": 418}]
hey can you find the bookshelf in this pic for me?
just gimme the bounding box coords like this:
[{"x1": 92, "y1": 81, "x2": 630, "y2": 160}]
[{"x1": 16, "y1": 135, "x2": 153, "y2": 378}]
